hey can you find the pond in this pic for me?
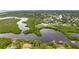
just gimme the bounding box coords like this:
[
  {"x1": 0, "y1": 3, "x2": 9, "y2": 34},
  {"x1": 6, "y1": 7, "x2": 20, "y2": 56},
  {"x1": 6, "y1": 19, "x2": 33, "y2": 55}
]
[{"x1": 40, "y1": 29, "x2": 68, "y2": 42}]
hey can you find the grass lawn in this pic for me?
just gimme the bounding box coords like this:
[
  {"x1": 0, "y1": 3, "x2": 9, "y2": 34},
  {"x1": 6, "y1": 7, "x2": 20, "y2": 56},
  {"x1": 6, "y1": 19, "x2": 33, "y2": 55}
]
[{"x1": 0, "y1": 18, "x2": 21, "y2": 34}]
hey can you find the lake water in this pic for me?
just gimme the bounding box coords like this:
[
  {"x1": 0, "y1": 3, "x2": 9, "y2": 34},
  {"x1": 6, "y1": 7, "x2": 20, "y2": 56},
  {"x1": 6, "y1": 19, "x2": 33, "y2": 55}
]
[
  {"x1": 40, "y1": 29, "x2": 68, "y2": 42},
  {"x1": 0, "y1": 29, "x2": 68, "y2": 42},
  {"x1": 0, "y1": 17, "x2": 77, "y2": 43},
  {"x1": 17, "y1": 18, "x2": 29, "y2": 33}
]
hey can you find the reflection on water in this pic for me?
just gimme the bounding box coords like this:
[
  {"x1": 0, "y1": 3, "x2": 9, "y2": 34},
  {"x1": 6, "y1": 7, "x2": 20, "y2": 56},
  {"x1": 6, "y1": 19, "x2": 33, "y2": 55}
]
[
  {"x1": 40, "y1": 29, "x2": 68, "y2": 42},
  {"x1": 17, "y1": 18, "x2": 29, "y2": 33},
  {"x1": 0, "y1": 33, "x2": 39, "y2": 40},
  {"x1": 0, "y1": 28, "x2": 68, "y2": 42}
]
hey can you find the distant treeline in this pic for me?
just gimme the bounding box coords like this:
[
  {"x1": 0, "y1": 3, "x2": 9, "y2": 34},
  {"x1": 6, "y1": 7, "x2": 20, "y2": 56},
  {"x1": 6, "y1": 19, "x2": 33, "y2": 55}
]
[{"x1": 0, "y1": 10, "x2": 79, "y2": 17}]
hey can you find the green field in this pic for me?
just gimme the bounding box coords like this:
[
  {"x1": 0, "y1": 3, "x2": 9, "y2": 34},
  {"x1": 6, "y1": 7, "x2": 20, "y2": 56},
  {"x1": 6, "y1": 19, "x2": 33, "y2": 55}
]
[{"x1": 0, "y1": 18, "x2": 21, "y2": 34}]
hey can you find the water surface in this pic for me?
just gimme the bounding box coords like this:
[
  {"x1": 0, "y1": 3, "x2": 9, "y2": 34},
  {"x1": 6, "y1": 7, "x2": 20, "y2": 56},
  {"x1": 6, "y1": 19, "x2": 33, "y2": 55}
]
[{"x1": 0, "y1": 17, "x2": 76, "y2": 43}]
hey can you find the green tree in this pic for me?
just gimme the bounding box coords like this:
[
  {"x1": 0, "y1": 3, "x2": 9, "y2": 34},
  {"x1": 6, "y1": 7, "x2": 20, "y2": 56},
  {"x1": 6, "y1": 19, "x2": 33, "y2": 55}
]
[{"x1": 0, "y1": 38, "x2": 12, "y2": 49}]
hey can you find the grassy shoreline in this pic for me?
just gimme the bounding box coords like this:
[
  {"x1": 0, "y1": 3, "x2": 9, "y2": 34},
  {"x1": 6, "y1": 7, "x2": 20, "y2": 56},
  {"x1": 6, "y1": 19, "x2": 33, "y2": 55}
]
[{"x1": 24, "y1": 16, "x2": 42, "y2": 36}]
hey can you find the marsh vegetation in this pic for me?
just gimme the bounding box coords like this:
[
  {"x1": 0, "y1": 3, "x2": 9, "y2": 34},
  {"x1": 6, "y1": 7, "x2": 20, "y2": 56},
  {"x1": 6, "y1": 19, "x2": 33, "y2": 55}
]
[
  {"x1": 0, "y1": 10, "x2": 79, "y2": 49},
  {"x1": 0, "y1": 18, "x2": 21, "y2": 34}
]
